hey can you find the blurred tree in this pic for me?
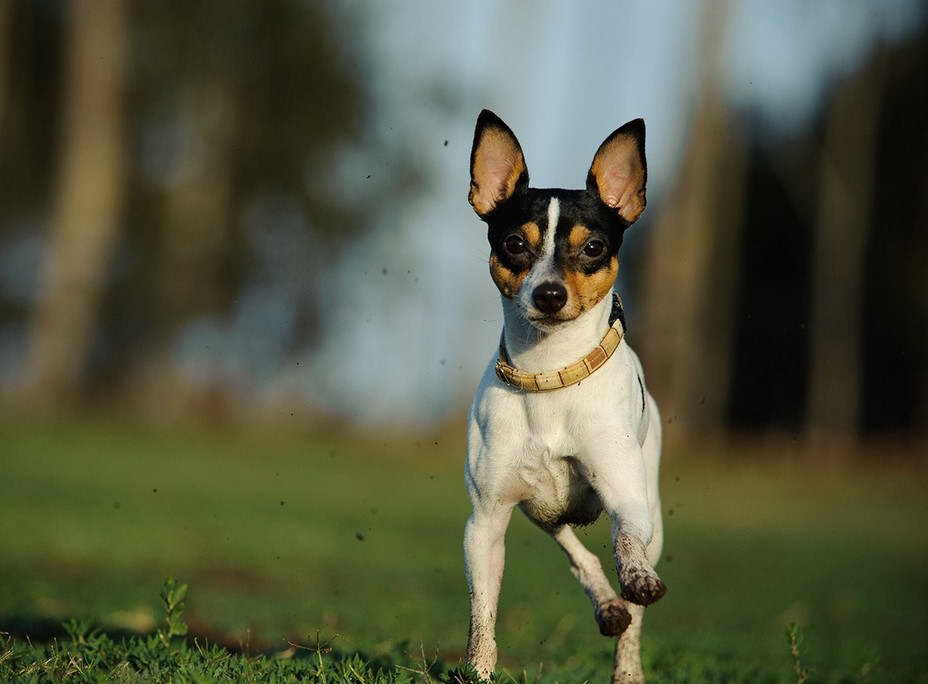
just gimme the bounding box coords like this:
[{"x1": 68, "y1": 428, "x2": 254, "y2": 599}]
[
  {"x1": 24, "y1": 0, "x2": 128, "y2": 407},
  {"x1": 640, "y1": 0, "x2": 746, "y2": 437},
  {"x1": 863, "y1": 22, "x2": 928, "y2": 437},
  {"x1": 1, "y1": 1, "x2": 421, "y2": 409},
  {"x1": 726, "y1": 132, "x2": 813, "y2": 434},
  {"x1": 102, "y1": 1, "x2": 421, "y2": 402},
  {"x1": 0, "y1": 2, "x2": 64, "y2": 224},
  {"x1": 0, "y1": 2, "x2": 10, "y2": 132},
  {"x1": 727, "y1": 20, "x2": 928, "y2": 442},
  {"x1": 806, "y1": 49, "x2": 886, "y2": 444}
]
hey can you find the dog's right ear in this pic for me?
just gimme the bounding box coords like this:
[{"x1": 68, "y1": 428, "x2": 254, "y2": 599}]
[{"x1": 469, "y1": 109, "x2": 528, "y2": 218}]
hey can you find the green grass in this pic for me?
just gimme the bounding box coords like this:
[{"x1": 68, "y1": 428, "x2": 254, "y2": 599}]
[{"x1": 0, "y1": 418, "x2": 926, "y2": 682}]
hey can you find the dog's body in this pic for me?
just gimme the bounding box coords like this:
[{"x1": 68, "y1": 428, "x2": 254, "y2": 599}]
[{"x1": 463, "y1": 111, "x2": 665, "y2": 683}]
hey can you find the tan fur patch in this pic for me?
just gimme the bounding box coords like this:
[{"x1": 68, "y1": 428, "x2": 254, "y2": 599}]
[
  {"x1": 521, "y1": 222, "x2": 541, "y2": 251},
  {"x1": 489, "y1": 254, "x2": 529, "y2": 299},
  {"x1": 469, "y1": 128, "x2": 526, "y2": 216},
  {"x1": 563, "y1": 256, "x2": 618, "y2": 315},
  {"x1": 567, "y1": 224, "x2": 592, "y2": 249}
]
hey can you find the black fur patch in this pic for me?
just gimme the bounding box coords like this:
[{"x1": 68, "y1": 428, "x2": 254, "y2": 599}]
[{"x1": 608, "y1": 292, "x2": 626, "y2": 330}]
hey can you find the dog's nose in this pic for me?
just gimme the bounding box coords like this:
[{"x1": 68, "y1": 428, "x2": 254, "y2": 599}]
[{"x1": 532, "y1": 281, "x2": 568, "y2": 314}]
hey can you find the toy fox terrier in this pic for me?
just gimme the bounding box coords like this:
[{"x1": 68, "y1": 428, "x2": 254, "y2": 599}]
[{"x1": 464, "y1": 110, "x2": 665, "y2": 683}]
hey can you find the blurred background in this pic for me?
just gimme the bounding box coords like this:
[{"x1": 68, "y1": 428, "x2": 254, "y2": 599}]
[{"x1": 1, "y1": 1, "x2": 926, "y2": 681}]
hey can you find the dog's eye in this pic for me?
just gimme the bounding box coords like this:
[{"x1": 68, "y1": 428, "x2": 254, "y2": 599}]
[
  {"x1": 583, "y1": 239, "x2": 606, "y2": 258},
  {"x1": 503, "y1": 234, "x2": 527, "y2": 255}
]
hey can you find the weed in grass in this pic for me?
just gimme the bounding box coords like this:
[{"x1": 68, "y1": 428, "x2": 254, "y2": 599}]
[
  {"x1": 445, "y1": 663, "x2": 486, "y2": 684},
  {"x1": 156, "y1": 577, "x2": 188, "y2": 647},
  {"x1": 785, "y1": 623, "x2": 811, "y2": 684},
  {"x1": 394, "y1": 643, "x2": 443, "y2": 681}
]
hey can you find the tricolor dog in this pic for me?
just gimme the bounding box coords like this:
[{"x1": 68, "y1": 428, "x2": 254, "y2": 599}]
[{"x1": 463, "y1": 110, "x2": 665, "y2": 683}]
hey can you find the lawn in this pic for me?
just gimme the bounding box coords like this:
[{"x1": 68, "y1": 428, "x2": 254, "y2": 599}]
[{"x1": 1, "y1": 418, "x2": 926, "y2": 682}]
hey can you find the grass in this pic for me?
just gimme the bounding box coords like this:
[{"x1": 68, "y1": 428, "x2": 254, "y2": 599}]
[{"x1": 0, "y1": 417, "x2": 926, "y2": 682}]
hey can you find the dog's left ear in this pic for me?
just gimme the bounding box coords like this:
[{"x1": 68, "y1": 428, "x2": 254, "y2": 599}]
[{"x1": 586, "y1": 118, "x2": 647, "y2": 225}]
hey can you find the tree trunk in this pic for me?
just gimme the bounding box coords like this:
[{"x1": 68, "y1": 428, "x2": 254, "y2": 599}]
[
  {"x1": 134, "y1": 80, "x2": 239, "y2": 416},
  {"x1": 0, "y1": 2, "x2": 10, "y2": 132},
  {"x1": 639, "y1": 0, "x2": 746, "y2": 439},
  {"x1": 157, "y1": 81, "x2": 237, "y2": 331},
  {"x1": 24, "y1": 0, "x2": 127, "y2": 407},
  {"x1": 805, "y1": 51, "x2": 886, "y2": 446}
]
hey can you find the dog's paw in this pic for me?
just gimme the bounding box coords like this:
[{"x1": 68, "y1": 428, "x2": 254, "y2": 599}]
[
  {"x1": 619, "y1": 567, "x2": 667, "y2": 606},
  {"x1": 595, "y1": 599, "x2": 631, "y2": 636},
  {"x1": 615, "y1": 532, "x2": 667, "y2": 606}
]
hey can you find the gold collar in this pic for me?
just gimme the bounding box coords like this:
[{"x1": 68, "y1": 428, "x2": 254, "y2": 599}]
[{"x1": 495, "y1": 305, "x2": 625, "y2": 392}]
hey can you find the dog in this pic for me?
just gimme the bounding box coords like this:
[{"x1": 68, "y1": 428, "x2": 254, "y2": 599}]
[{"x1": 463, "y1": 110, "x2": 665, "y2": 683}]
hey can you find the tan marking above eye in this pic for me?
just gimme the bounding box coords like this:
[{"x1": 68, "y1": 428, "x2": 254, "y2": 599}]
[
  {"x1": 567, "y1": 224, "x2": 592, "y2": 250},
  {"x1": 562, "y1": 256, "x2": 618, "y2": 315},
  {"x1": 489, "y1": 253, "x2": 529, "y2": 299},
  {"x1": 521, "y1": 222, "x2": 541, "y2": 251}
]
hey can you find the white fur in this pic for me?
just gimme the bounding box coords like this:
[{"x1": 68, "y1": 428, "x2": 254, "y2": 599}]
[
  {"x1": 543, "y1": 197, "x2": 560, "y2": 260},
  {"x1": 464, "y1": 289, "x2": 664, "y2": 682},
  {"x1": 515, "y1": 198, "x2": 560, "y2": 316}
]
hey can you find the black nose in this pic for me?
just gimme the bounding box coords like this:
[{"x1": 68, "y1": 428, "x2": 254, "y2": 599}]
[{"x1": 532, "y1": 281, "x2": 568, "y2": 314}]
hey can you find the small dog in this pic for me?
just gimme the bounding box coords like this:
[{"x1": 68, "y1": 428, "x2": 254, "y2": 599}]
[{"x1": 463, "y1": 110, "x2": 665, "y2": 683}]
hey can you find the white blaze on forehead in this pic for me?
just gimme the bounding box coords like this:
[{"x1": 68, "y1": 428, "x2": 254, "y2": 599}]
[
  {"x1": 540, "y1": 197, "x2": 560, "y2": 264},
  {"x1": 519, "y1": 197, "x2": 561, "y2": 310}
]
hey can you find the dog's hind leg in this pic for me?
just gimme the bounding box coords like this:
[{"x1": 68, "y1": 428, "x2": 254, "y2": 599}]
[
  {"x1": 547, "y1": 524, "x2": 652, "y2": 681},
  {"x1": 548, "y1": 525, "x2": 631, "y2": 637},
  {"x1": 612, "y1": 601, "x2": 645, "y2": 683}
]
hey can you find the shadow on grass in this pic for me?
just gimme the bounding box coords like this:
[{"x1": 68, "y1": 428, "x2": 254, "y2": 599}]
[{"x1": 1, "y1": 614, "x2": 140, "y2": 644}]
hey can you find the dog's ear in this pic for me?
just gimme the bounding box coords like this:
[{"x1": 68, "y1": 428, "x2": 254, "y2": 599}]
[
  {"x1": 469, "y1": 109, "x2": 528, "y2": 218},
  {"x1": 586, "y1": 118, "x2": 647, "y2": 225}
]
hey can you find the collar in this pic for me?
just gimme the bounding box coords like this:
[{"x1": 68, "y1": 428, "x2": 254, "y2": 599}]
[{"x1": 495, "y1": 293, "x2": 625, "y2": 392}]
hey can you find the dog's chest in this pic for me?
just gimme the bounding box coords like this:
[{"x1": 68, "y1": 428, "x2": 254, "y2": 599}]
[
  {"x1": 469, "y1": 344, "x2": 645, "y2": 526},
  {"x1": 510, "y1": 412, "x2": 603, "y2": 529},
  {"x1": 515, "y1": 431, "x2": 573, "y2": 490}
]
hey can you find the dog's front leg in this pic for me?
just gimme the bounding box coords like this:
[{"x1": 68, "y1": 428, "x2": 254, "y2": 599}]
[
  {"x1": 463, "y1": 502, "x2": 513, "y2": 679},
  {"x1": 579, "y1": 435, "x2": 666, "y2": 607}
]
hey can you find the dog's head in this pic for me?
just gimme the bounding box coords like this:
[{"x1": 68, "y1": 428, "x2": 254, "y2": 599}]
[{"x1": 469, "y1": 110, "x2": 647, "y2": 328}]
